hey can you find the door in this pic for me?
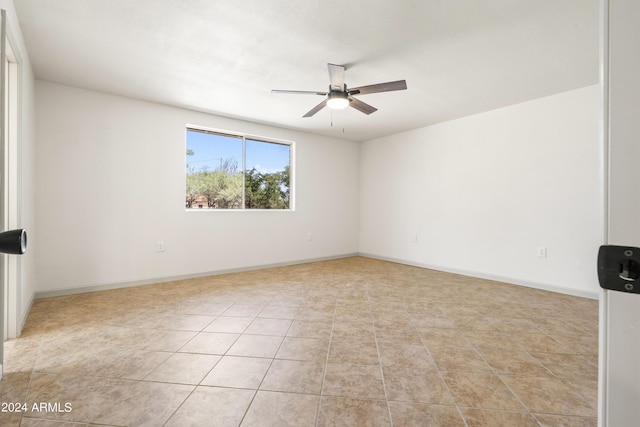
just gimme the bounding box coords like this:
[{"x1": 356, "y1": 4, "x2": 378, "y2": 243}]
[
  {"x1": 0, "y1": 8, "x2": 6, "y2": 378},
  {"x1": 600, "y1": 0, "x2": 640, "y2": 424},
  {"x1": 2, "y1": 18, "x2": 19, "y2": 342}
]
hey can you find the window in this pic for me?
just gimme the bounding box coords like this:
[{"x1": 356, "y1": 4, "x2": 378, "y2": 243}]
[{"x1": 186, "y1": 128, "x2": 292, "y2": 210}]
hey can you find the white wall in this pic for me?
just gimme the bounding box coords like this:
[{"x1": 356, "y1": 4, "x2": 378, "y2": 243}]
[
  {"x1": 33, "y1": 80, "x2": 603, "y2": 298},
  {"x1": 360, "y1": 85, "x2": 602, "y2": 297},
  {"x1": 34, "y1": 81, "x2": 360, "y2": 294}
]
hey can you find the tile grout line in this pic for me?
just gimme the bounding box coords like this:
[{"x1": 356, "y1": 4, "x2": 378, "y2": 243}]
[
  {"x1": 411, "y1": 303, "x2": 470, "y2": 427},
  {"x1": 314, "y1": 290, "x2": 339, "y2": 427},
  {"x1": 228, "y1": 294, "x2": 292, "y2": 427},
  {"x1": 162, "y1": 295, "x2": 256, "y2": 426},
  {"x1": 161, "y1": 314, "x2": 229, "y2": 426},
  {"x1": 18, "y1": 308, "x2": 51, "y2": 426},
  {"x1": 469, "y1": 329, "x2": 546, "y2": 424},
  {"x1": 366, "y1": 283, "x2": 394, "y2": 427}
]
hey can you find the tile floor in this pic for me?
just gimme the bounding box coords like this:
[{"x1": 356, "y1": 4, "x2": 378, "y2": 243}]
[{"x1": 1, "y1": 257, "x2": 598, "y2": 426}]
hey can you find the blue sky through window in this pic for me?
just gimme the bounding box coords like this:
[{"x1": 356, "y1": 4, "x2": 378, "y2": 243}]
[{"x1": 186, "y1": 130, "x2": 290, "y2": 174}]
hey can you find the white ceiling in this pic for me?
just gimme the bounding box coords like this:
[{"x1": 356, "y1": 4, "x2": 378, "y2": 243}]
[{"x1": 14, "y1": 0, "x2": 599, "y2": 142}]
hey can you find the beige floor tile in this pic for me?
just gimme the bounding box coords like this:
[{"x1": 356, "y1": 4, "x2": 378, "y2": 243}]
[
  {"x1": 382, "y1": 366, "x2": 453, "y2": 404},
  {"x1": 548, "y1": 333, "x2": 599, "y2": 356},
  {"x1": 227, "y1": 334, "x2": 284, "y2": 358},
  {"x1": 437, "y1": 302, "x2": 483, "y2": 317},
  {"x1": 318, "y1": 396, "x2": 390, "y2": 427},
  {"x1": 244, "y1": 318, "x2": 293, "y2": 336},
  {"x1": 327, "y1": 336, "x2": 380, "y2": 365},
  {"x1": 534, "y1": 413, "x2": 598, "y2": 427},
  {"x1": 372, "y1": 312, "x2": 411, "y2": 324},
  {"x1": 530, "y1": 352, "x2": 598, "y2": 381},
  {"x1": 201, "y1": 356, "x2": 271, "y2": 389},
  {"x1": 295, "y1": 307, "x2": 335, "y2": 322},
  {"x1": 535, "y1": 317, "x2": 595, "y2": 337},
  {"x1": 451, "y1": 315, "x2": 497, "y2": 331},
  {"x1": 416, "y1": 327, "x2": 474, "y2": 349},
  {"x1": 323, "y1": 363, "x2": 386, "y2": 399},
  {"x1": 260, "y1": 359, "x2": 324, "y2": 394},
  {"x1": 462, "y1": 330, "x2": 522, "y2": 353},
  {"x1": 165, "y1": 386, "x2": 254, "y2": 427},
  {"x1": 0, "y1": 411, "x2": 22, "y2": 426},
  {"x1": 241, "y1": 391, "x2": 320, "y2": 427},
  {"x1": 409, "y1": 312, "x2": 456, "y2": 329},
  {"x1": 507, "y1": 331, "x2": 570, "y2": 353},
  {"x1": 388, "y1": 402, "x2": 465, "y2": 427},
  {"x1": 276, "y1": 336, "x2": 329, "y2": 361},
  {"x1": 144, "y1": 353, "x2": 220, "y2": 384},
  {"x1": 377, "y1": 342, "x2": 434, "y2": 369},
  {"x1": 479, "y1": 350, "x2": 552, "y2": 377},
  {"x1": 223, "y1": 304, "x2": 265, "y2": 317},
  {"x1": 460, "y1": 408, "x2": 539, "y2": 426},
  {"x1": 428, "y1": 347, "x2": 493, "y2": 373},
  {"x1": 487, "y1": 317, "x2": 546, "y2": 334},
  {"x1": 90, "y1": 350, "x2": 173, "y2": 380},
  {"x1": 178, "y1": 331, "x2": 239, "y2": 354},
  {"x1": 441, "y1": 371, "x2": 526, "y2": 411},
  {"x1": 4, "y1": 257, "x2": 600, "y2": 427},
  {"x1": 204, "y1": 316, "x2": 253, "y2": 333},
  {"x1": 0, "y1": 371, "x2": 32, "y2": 425},
  {"x1": 38, "y1": 324, "x2": 126, "y2": 351},
  {"x1": 332, "y1": 318, "x2": 375, "y2": 338},
  {"x1": 374, "y1": 328, "x2": 423, "y2": 345},
  {"x1": 501, "y1": 375, "x2": 597, "y2": 417},
  {"x1": 35, "y1": 343, "x2": 171, "y2": 379},
  {"x1": 26, "y1": 372, "x2": 193, "y2": 426},
  {"x1": 177, "y1": 301, "x2": 232, "y2": 316},
  {"x1": 234, "y1": 295, "x2": 275, "y2": 307},
  {"x1": 3, "y1": 336, "x2": 42, "y2": 373},
  {"x1": 563, "y1": 379, "x2": 599, "y2": 409},
  {"x1": 269, "y1": 296, "x2": 306, "y2": 307},
  {"x1": 335, "y1": 299, "x2": 371, "y2": 313},
  {"x1": 286, "y1": 320, "x2": 332, "y2": 339},
  {"x1": 129, "y1": 329, "x2": 199, "y2": 352},
  {"x1": 258, "y1": 304, "x2": 299, "y2": 319},
  {"x1": 19, "y1": 419, "x2": 96, "y2": 426},
  {"x1": 148, "y1": 313, "x2": 217, "y2": 331}
]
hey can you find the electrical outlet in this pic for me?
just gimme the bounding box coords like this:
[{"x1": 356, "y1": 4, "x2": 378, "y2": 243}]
[
  {"x1": 156, "y1": 241, "x2": 165, "y2": 252},
  {"x1": 411, "y1": 234, "x2": 418, "y2": 243},
  {"x1": 537, "y1": 246, "x2": 547, "y2": 258}
]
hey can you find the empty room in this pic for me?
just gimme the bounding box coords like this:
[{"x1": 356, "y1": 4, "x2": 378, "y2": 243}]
[{"x1": 1, "y1": 0, "x2": 639, "y2": 426}]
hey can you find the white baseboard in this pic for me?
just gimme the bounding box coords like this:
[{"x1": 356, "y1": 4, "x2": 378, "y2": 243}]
[
  {"x1": 358, "y1": 252, "x2": 600, "y2": 300},
  {"x1": 34, "y1": 253, "x2": 360, "y2": 299},
  {"x1": 34, "y1": 251, "x2": 599, "y2": 301},
  {"x1": 19, "y1": 293, "x2": 35, "y2": 336}
]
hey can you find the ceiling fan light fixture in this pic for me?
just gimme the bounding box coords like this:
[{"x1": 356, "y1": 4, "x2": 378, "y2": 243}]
[
  {"x1": 327, "y1": 92, "x2": 349, "y2": 110},
  {"x1": 272, "y1": 64, "x2": 406, "y2": 117}
]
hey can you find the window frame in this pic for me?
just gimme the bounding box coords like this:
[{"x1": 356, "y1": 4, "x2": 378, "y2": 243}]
[{"x1": 186, "y1": 125, "x2": 295, "y2": 211}]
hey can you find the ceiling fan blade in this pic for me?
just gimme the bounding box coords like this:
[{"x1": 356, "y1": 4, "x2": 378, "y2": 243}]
[
  {"x1": 303, "y1": 99, "x2": 328, "y2": 117},
  {"x1": 348, "y1": 97, "x2": 377, "y2": 115},
  {"x1": 272, "y1": 89, "x2": 328, "y2": 95},
  {"x1": 328, "y1": 63, "x2": 345, "y2": 91},
  {"x1": 348, "y1": 80, "x2": 407, "y2": 96}
]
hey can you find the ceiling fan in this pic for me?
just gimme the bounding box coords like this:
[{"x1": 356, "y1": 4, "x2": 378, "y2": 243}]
[{"x1": 272, "y1": 63, "x2": 407, "y2": 118}]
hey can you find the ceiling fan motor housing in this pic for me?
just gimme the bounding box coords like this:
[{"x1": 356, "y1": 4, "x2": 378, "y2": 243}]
[{"x1": 327, "y1": 89, "x2": 349, "y2": 109}]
